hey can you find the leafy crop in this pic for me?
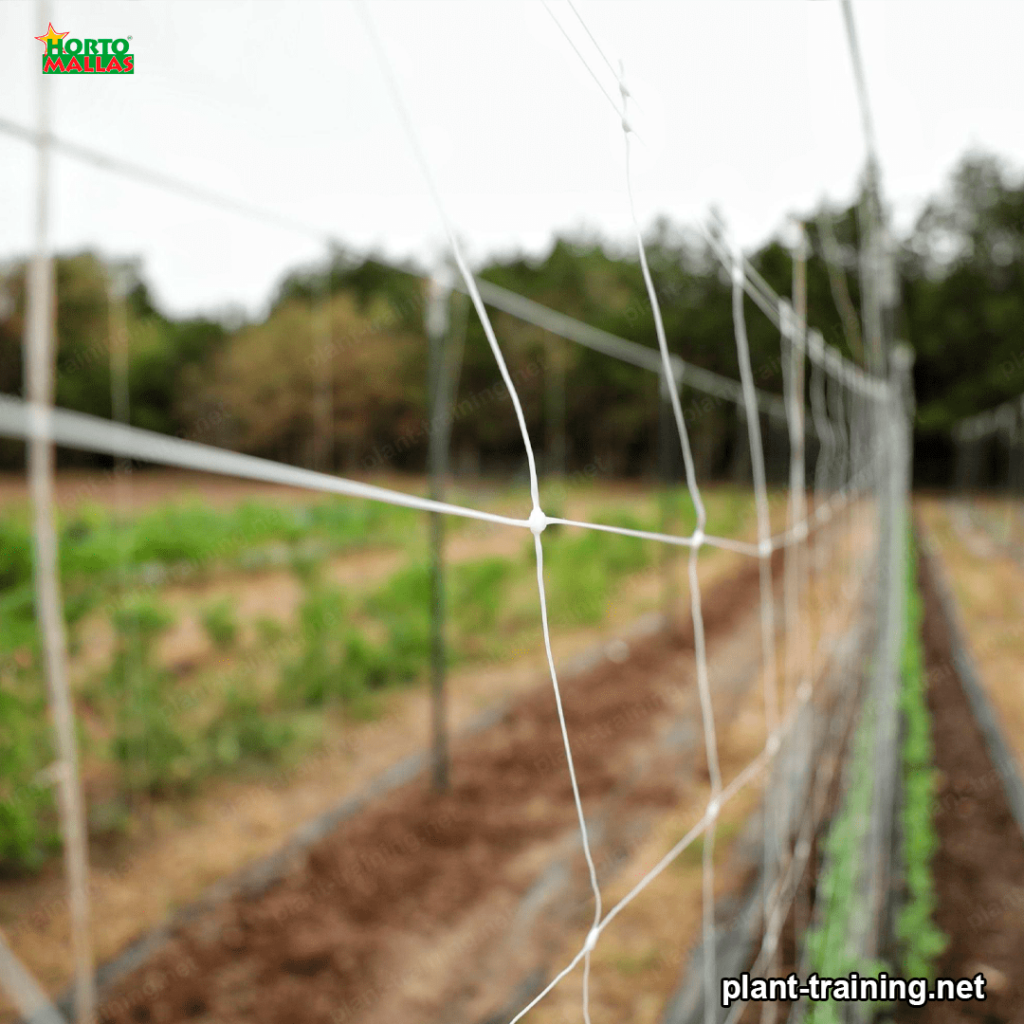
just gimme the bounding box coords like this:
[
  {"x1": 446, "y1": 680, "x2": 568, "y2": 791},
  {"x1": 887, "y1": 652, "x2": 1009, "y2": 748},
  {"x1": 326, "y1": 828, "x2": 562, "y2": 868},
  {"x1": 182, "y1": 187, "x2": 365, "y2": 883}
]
[{"x1": 895, "y1": 535, "x2": 947, "y2": 977}]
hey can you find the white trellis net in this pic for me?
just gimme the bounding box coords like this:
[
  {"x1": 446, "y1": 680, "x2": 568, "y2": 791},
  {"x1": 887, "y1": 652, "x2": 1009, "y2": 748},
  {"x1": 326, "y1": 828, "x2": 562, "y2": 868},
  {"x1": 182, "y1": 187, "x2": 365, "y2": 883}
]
[{"x1": 0, "y1": 2, "x2": 915, "y2": 1023}]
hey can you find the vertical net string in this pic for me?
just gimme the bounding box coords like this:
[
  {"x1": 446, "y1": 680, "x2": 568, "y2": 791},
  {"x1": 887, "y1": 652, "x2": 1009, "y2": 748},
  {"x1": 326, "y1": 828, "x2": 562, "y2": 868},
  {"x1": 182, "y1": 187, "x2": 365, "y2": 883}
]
[
  {"x1": 355, "y1": 13, "x2": 605, "y2": 1018},
  {"x1": 620, "y1": 64, "x2": 722, "y2": 1024}
]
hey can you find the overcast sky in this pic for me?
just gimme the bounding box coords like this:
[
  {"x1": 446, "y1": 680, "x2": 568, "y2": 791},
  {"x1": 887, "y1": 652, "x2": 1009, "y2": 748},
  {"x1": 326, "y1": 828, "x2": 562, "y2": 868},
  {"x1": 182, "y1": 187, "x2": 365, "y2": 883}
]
[{"x1": 1, "y1": 1, "x2": 1023, "y2": 319}]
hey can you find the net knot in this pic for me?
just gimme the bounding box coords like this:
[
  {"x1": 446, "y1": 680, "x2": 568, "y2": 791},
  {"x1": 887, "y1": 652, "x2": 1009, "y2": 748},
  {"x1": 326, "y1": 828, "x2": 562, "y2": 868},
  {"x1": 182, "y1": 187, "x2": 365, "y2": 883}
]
[{"x1": 528, "y1": 506, "x2": 548, "y2": 536}]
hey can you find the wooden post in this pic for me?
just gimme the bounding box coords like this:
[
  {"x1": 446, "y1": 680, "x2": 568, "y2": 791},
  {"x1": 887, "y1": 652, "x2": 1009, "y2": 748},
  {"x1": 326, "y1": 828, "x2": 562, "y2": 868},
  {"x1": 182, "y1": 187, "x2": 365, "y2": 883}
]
[
  {"x1": 1016, "y1": 399, "x2": 1024, "y2": 552},
  {"x1": 426, "y1": 271, "x2": 453, "y2": 792},
  {"x1": 25, "y1": 4, "x2": 96, "y2": 1015}
]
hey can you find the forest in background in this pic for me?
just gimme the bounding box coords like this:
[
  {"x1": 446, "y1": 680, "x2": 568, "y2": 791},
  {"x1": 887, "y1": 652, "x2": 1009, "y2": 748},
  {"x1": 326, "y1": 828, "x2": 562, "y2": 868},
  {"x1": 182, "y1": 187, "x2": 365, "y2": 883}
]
[{"x1": 0, "y1": 151, "x2": 1021, "y2": 487}]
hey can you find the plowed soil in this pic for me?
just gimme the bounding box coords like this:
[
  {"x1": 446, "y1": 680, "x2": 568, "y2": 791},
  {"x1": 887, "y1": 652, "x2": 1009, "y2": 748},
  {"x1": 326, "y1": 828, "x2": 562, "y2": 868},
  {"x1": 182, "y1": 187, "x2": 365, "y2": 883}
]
[
  {"x1": 910, "y1": 547, "x2": 1024, "y2": 1023},
  {"x1": 92, "y1": 551, "x2": 780, "y2": 1024}
]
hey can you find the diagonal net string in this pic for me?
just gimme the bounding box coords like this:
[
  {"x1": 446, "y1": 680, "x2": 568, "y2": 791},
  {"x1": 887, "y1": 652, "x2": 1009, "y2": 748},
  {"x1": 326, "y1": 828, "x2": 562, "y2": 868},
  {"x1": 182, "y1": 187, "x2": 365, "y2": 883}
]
[
  {"x1": 353, "y1": 8, "x2": 606, "y2": 1014},
  {"x1": 541, "y1": 0, "x2": 623, "y2": 124}
]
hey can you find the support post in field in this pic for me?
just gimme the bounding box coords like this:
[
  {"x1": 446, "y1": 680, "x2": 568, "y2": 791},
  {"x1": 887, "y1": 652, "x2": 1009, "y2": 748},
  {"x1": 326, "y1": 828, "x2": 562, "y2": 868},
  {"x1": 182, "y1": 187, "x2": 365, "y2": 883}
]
[
  {"x1": 426, "y1": 270, "x2": 453, "y2": 793},
  {"x1": 25, "y1": 1, "x2": 96, "y2": 1017},
  {"x1": 1016, "y1": 398, "x2": 1024, "y2": 550}
]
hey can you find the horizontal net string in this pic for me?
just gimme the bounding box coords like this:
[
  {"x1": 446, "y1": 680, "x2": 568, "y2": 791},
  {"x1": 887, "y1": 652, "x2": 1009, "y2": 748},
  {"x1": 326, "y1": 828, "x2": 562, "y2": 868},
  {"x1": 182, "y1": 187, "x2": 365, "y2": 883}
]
[
  {"x1": 0, "y1": 396, "x2": 878, "y2": 560},
  {"x1": 0, "y1": 396, "x2": 527, "y2": 529},
  {"x1": 465, "y1": 277, "x2": 790, "y2": 421},
  {"x1": 703, "y1": 225, "x2": 886, "y2": 402},
  {"x1": 953, "y1": 396, "x2": 1023, "y2": 440}
]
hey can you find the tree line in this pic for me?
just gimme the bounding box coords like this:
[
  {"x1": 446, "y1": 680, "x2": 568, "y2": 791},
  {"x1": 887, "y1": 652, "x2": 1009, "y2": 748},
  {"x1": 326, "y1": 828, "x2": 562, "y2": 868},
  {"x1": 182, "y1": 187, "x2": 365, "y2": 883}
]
[{"x1": 0, "y1": 152, "x2": 1021, "y2": 487}]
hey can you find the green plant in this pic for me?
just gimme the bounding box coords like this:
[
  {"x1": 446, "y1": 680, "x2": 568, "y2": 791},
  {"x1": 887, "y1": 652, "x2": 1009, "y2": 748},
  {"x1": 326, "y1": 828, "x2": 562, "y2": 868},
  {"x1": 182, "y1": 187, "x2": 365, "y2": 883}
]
[
  {"x1": 204, "y1": 687, "x2": 295, "y2": 769},
  {"x1": 804, "y1": 531, "x2": 947, "y2": 1022},
  {"x1": 104, "y1": 597, "x2": 191, "y2": 795},
  {"x1": 110, "y1": 594, "x2": 175, "y2": 641},
  {"x1": 804, "y1": 696, "x2": 889, "y2": 1024},
  {"x1": 0, "y1": 686, "x2": 59, "y2": 872},
  {"x1": 202, "y1": 599, "x2": 239, "y2": 650},
  {"x1": 280, "y1": 582, "x2": 390, "y2": 709},
  {"x1": 450, "y1": 557, "x2": 514, "y2": 636},
  {"x1": 280, "y1": 582, "x2": 348, "y2": 705},
  {"x1": 365, "y1": 564, "x2": 431, "y2": 682},
  {"x1": 895, "y1": 534, "x2": 947, "y2": 977},
  {"x1": 255, "y1": 615, "x2": 286, "y2": 646}
]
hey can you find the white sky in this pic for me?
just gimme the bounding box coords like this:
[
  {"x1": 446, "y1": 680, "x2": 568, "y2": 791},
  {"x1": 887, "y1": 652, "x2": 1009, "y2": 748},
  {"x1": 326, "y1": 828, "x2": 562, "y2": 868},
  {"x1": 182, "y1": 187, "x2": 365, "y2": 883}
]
[{"x1": 1, "y1": 0, "x2": 1022, "y2": 319}]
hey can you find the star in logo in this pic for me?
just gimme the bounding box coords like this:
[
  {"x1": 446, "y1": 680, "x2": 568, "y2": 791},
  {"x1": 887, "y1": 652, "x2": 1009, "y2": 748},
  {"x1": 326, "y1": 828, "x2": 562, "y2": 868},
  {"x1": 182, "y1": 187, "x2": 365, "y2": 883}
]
[{"x1": 35, "y1": 23, "x2": 69, "y2": 48}]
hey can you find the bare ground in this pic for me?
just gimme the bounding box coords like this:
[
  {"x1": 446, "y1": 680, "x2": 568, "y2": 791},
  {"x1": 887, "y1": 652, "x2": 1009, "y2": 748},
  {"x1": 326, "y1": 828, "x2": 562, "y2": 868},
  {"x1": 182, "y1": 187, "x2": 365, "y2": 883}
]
[
  {"x1": 77, "y1": 550, "x2": 780, "y2": 1024},
  {"x1": 78, "y1": 513, "x2": 873, "y2": 1024},
  {"x1": 918, "y1": 499, "x2": 1024, "y2": 775},
  {"x1": 905, "y1": 533, "x2": 1024, "y2": 1024}
]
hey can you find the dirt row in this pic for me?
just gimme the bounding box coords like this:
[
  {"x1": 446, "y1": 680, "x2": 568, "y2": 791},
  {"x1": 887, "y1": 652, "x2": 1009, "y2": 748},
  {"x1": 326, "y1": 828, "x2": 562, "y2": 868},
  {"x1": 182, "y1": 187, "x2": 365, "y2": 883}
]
[
  {"x1": 87, "y1": 548, "x2": 781, "y2": 1024},
  {"x1": 911, "y1": 547, "x2": 1024, "y2": 1023}
]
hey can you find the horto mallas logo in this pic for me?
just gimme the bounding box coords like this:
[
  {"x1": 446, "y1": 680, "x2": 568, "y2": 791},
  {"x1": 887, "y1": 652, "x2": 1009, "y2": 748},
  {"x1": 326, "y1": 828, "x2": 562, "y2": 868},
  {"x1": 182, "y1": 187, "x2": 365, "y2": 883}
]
[{"x1": 36, "y1": 22, "x2": 134, "y2": 74}]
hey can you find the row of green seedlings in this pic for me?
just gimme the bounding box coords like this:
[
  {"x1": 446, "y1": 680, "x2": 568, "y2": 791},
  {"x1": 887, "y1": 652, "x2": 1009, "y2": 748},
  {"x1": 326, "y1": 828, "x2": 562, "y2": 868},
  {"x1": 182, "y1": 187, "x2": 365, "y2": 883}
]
[
  {"x1": 0, "y1": 497, "x2": 417, "y2": 664},
  {"x1": 803, "y1": 530, "x2": 945, "y2": 1021},
  {"x1": 0, "y1": 509, "x2": 654, "y2": 873}
]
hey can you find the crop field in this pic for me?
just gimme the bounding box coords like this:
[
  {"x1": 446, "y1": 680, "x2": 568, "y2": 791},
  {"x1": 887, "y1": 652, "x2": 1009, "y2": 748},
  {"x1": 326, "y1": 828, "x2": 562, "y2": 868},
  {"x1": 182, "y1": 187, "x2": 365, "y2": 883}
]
[
  {"x1": 3, "y1": 475, "x2": 1018, "y2": 1024},
  {"x1": 0, "y1": 467, "x2": 886, "y2": 1024},
  {"x1": 0, "y1": 470, "x2": 791, "y2": 1012},
  {"x1": 0, "y1": 473, "x2": 751, "y2": 857}
]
